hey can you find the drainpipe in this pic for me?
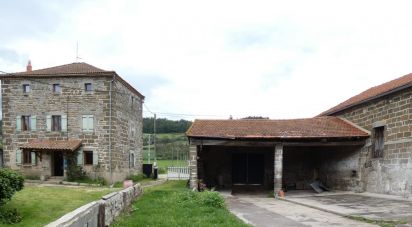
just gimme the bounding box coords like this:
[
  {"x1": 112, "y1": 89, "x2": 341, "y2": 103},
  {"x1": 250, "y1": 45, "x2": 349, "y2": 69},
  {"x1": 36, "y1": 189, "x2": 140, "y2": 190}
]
[{"x1": 109, "y1": 75, "x2": 116, "y2": 185}]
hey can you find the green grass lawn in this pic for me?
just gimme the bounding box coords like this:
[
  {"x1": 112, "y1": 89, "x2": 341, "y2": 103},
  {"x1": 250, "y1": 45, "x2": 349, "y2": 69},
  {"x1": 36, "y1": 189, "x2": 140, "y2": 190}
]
[
  {"x1": 0, "y1": 185, "x2": 118, "y2": 227},
  {"x1": 112, "y1": 181, "x2": 248, "y2": 227}
]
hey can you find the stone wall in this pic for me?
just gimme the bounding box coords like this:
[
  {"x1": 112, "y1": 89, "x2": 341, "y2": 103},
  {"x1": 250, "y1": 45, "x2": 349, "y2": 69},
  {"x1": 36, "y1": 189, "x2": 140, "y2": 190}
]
[
  {"x1": 334, "y1": 87, "x2": 412, "y2": 196},
  {"x1": 45, "y1": 183, "x2": 143, "y2": 227}
]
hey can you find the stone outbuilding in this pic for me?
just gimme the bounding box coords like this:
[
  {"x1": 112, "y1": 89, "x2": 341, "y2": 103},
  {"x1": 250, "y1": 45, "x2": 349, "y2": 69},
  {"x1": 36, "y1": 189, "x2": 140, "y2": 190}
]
[
  {"x1": 187, "y1": 71, "x2": 412, "y2": 197},
  {"x1": 186, "y1": 117, "x2": 369, "y2": 195},
  {"x1": 1, "y1": 62, "x2": 144, "y2": 183}
]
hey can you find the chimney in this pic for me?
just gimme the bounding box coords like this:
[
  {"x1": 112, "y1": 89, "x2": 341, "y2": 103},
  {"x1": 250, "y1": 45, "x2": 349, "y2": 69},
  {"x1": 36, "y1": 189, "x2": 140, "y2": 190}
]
[{"x1": 26, "y1": 60, "x2": 32, "y2": 72}]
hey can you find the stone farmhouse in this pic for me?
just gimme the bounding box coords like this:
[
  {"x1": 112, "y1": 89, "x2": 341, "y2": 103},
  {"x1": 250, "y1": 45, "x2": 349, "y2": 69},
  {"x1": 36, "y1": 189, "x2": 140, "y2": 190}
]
[
  {"x1": 187, "y1": 72, "x2": 412, "y2": 197},
  {"x1": 0, "y1": 62, "x2": 144, "y2": 183}
]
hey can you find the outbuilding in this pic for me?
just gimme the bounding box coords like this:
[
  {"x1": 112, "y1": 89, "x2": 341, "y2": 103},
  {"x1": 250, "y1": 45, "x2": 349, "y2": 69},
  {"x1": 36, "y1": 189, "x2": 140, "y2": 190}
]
[{"x1": 186, "y1": 117, "x2": 369, "y2": 195}]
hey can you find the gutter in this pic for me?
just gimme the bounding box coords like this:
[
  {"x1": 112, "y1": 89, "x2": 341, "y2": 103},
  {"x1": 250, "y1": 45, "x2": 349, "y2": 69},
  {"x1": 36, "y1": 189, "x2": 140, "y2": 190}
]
[{"x1": 109, "y1": 74, "x2": 116, "y2": 185}]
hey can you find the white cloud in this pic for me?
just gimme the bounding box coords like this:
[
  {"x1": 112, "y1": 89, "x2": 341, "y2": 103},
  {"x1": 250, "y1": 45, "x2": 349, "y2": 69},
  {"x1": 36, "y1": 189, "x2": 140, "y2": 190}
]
[{"x1": 2, "y1": 0, "x2": 412, "y2": 120}]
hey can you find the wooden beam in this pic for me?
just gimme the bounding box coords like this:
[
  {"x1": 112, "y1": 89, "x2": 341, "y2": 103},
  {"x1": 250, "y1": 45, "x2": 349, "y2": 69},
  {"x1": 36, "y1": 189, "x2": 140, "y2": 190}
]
[{"x1": 189, "y1": 138, "x2": 365, "y2": 147}]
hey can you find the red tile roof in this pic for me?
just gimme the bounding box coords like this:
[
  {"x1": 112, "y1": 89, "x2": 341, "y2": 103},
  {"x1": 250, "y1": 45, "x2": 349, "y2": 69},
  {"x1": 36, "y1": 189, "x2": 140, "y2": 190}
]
[
  {"x1": 320, "y1": 73, "x2": 412, "y2": 116},
  {"x1": 0, "y1": 62, "x2": 144, "y2": 99},
  {"x1": 186, "y1": 117, "x2": 369, "y2": 139},
  {"x1": 20, "y1": 140, "x2": 82, "y2": 152},
  {"x1": 12, "y1": 62, "x2": 109, "y2": 75}
]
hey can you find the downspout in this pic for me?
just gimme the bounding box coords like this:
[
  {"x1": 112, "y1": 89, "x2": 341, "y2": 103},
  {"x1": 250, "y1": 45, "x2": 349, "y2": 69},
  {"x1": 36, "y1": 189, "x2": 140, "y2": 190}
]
[{"x1": 109, "y1": 75, "x2": 116, "y2": 185}]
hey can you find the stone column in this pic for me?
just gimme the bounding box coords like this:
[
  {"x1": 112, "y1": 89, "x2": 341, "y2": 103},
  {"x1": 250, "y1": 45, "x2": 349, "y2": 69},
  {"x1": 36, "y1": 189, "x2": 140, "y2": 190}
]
[
  {"x1": 274, "y1": 144, "x2": 283, "y2": 197},
  {"x1": 189, "y1": 145, "x2": 198, "y2": 190}
]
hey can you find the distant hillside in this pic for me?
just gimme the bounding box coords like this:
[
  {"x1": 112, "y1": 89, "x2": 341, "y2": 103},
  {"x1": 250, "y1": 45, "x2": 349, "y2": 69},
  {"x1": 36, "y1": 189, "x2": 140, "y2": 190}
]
[{"x1": 143, "y1": 118, "x2": 192, "y2": 134}]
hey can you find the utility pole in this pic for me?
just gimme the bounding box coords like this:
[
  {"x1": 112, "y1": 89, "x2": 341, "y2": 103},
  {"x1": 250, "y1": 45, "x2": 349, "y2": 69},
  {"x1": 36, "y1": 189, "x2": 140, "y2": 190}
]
[
  {"x1": 153, "y1": 114, "x2": 157, "y2": 163},
  {"x1": 148, "y1": 134, "x2": 151, "y2": 164}
]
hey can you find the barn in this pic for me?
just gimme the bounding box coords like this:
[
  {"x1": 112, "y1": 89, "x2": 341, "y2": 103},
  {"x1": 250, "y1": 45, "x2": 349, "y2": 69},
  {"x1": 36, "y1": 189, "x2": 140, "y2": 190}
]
[{"x1": 186, "y1": 117, "x2": 369, "y2": 195}]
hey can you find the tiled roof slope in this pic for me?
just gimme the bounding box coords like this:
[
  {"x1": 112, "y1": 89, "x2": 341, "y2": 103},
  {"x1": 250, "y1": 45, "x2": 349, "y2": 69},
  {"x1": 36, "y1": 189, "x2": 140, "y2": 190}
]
[
  {"x1": 20, "y1": 140, "x2": 82, "y2": 151},
  {"x1": 320, "y1": 73, "x2": 412, "y2": 116},
  {"x1": 12, "y1": 62, "x2": 111, "y2": 75},
  {"x1": 186, "y1": 117, "x2": 369, "y2": 139},
  {"x1": 1, "y1": 62, "x2": 144, "y2": 98}
]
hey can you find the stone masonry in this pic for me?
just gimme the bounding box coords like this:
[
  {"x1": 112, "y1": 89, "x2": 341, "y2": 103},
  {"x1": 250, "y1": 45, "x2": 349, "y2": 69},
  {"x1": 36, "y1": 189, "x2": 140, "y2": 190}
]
[
  {"x1": 1, "y1": 63, "x2": 144, "y2": 183},
  {"x1": 334, "y1": 87, "x2": 412, "y2": 196}
]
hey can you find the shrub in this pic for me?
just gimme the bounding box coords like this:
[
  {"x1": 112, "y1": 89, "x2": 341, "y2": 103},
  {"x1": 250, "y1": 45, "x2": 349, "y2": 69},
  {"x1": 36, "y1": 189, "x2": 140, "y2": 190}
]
[
  {"x1": 198, "y1": 191, "x2": 226, "y2": 208},
  {"x1": 0, "y1": 168, "x2": 24, "y2": 205},
  {"x1": 126, "y1": 174, "x2": 146, "y2": 182},
  {"x1": 66, "y1": 165, "x2": 86, "y2": 181},
  {"x1": 0, "y1": 207, "x2": 22, "y2": 224}
]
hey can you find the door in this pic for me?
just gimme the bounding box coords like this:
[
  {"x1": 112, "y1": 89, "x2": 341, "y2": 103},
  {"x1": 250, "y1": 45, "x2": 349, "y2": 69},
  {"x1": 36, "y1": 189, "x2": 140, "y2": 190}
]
[
  {"x1": 53, "y1": 153, "x2": 64, "y2": 176},
  {"x1": 232, "y1": 153, "x2": 264, "y2": 185}
]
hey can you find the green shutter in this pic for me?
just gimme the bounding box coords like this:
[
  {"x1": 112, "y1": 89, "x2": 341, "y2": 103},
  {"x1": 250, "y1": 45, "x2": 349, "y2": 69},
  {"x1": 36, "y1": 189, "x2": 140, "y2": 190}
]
[
  {"x1": 31, "y1": 152, "x2": 36, "y2": 165},
  {"x1": 82, "y1": 116, "x2": 87, "y2": 131},
  {"x1": 30, "y1": 116, "x2": 37, "y2": 131},
  {"x1": 46, "y1": 115, "x2": 51, "y2": 131},
  {"x1": 16, "y1": 116, "x2": 21, "y2": 132},
  {"x1": 16, "y1": 149, "x2": 22, "y2": 165},
  {"x1": 77, "y1": 149, "x2": 83, "y2": 166},
  {"x1": 93, "y1": 151, "x2": 98, "y2": 165},
  {"x1": 62, "y1": 115, "x2": 67, "y2": 132},
  {"x1": 89, "y1": 116, "x2": 94, "y2": 131}
]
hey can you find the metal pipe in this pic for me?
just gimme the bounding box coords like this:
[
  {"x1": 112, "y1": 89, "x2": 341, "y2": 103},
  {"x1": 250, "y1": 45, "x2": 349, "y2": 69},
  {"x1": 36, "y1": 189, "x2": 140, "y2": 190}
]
[{"x1": 109, "y1": 75, "x2": 116, "y2": 185}]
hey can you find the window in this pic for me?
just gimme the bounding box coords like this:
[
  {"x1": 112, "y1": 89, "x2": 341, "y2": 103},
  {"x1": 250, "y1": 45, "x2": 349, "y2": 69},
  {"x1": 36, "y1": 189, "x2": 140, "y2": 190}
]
[
  {"x1": 21, "y1": 116, "x2": 31, "y2": 131},
  {"x1": 373, "y1": 126, "x2": 385, "y2": 158},
  {"x1": 23, "y1": 84, "x2": 30, "y2": 94},
  {"x1": 82, "y1": 115, "x2": 94, "y2": 132},
  {"x1": 84, "y1": 151, "x2": 93, "y2": 165},
  {"x1": 16, "y1": 115, "x2": 36, "y2": 132},
  {"x1": 52, "y1": 115, "x2": 62, "y2": 131},
  {"x1": 53, "y1": 84, "x2": 61, "y2": 93},
  {"x1": 23, "y1": 150, "x2": 31, "y2": 164},
  {"x1": 85, "y1": 83, "x2": 92, "y2": 92}
]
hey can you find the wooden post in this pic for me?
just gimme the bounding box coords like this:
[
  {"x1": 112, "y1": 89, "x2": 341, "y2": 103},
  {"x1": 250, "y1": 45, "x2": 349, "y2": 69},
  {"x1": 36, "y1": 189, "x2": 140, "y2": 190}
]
[
  {"x1": 274, "y1": 144, "x2": 283, "y2": 197},
  {"x1": 189, "y1": 145, "x2": 198, "y2": 190}
]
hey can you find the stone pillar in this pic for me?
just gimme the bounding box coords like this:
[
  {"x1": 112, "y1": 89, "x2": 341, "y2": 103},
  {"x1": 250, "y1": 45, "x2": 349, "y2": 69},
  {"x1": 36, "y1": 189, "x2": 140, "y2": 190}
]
[
  {"x1": 189, "y1": 145, "x2": 198, "y2": 190},
  {"x1": 274, "y1": 144, "x2": 283, "y2": 197}
]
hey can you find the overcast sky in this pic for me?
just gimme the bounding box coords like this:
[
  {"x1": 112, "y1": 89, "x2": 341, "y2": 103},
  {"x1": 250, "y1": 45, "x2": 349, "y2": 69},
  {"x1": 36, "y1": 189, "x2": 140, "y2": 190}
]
[{"x1": 1, "y1": 0, "x2": 412, "y2": 120}]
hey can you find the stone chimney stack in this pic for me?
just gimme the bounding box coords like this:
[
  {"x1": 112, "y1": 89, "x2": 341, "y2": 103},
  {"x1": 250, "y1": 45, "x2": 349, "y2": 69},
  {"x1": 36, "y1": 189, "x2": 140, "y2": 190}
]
[{"x1": 26, "y1": 60, "x2": 32, "y2": 72}]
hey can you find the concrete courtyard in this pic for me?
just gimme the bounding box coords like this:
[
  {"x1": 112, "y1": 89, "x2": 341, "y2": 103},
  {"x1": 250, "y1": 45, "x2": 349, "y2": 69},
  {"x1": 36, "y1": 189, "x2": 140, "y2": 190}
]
[{"x1": 223, "y1": 191, "x2": 412, "y2": 227}]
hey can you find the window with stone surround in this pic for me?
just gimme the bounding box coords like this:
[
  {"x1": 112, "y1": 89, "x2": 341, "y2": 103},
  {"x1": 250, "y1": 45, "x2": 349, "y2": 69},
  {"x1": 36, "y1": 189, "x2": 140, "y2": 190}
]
[
  {"x1": 85, "y1": 83, "x2": 92, "y2": 92},
  {"x1": 21, "y1": 115, "x2": 31, "y2": 131},
  {"x1": 23, "y1": 150, "x2": 31, "y2": 164},
  {"x1": 53, "y1": 84, "x2": 61, "y2": 93},
  {"x1": 52, "y1": 115, "x2": 62, "y2": 131},
  {"x1": 23, "y1": 84, "x2": 30, "y2": 94},
  {"x1": 82, "y1": 115, "x2": 94, "y2": 132},
  {"x1": 372, "y1": 126, "x2": 385, "y2": 158},
  {"x1": 84, "y1": 151, "x2": 93, "y2": 165}
]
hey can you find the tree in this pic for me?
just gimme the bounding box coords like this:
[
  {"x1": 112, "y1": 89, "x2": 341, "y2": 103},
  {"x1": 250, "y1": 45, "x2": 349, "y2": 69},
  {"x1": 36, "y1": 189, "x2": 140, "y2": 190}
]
[{"x1": 143, "y1": 118, "x2": 192, "y2": 134}]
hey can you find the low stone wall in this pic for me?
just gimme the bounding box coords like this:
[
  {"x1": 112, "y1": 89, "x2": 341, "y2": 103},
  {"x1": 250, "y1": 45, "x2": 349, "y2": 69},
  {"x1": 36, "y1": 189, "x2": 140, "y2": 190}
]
[{"x1": 45, "y1": 183, "x2": 143, "y2": 227}]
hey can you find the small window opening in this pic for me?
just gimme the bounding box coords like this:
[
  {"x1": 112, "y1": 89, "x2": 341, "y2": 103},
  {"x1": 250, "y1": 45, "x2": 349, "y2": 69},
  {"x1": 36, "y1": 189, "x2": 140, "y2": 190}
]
[
  {"x1": 84, "y1": 151, "x2": 93, "y2": 165},
  {"x1": 373, "y1": 126, "x2": 385, "y2": 158},
  {"x1": 85, "y1": 83, "x2": 92, "y2": 92},
  {"x1": 23, "y1": 84, "x2": 30, "y2": 93},
  {"x1": 53, "y1": 84, "x2": 61, "y2": 93}
]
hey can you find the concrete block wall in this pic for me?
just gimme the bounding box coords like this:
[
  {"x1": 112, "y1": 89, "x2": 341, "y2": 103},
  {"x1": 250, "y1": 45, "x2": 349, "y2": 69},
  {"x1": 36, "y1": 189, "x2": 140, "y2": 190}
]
[
  {"x1": 335, "y1": 87, "x2": 412, "y2": 196},
  {"x1": 45, "y1": 183, "x2": 143, "y2": 227}
]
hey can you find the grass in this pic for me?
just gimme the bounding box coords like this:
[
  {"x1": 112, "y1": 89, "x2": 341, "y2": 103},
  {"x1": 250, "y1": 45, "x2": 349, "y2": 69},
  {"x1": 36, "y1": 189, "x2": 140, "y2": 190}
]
[
  {"x1": 112, "y1": 181, "x2": 249, "y2": 227},
  {"x1": 0, "y1": 185, "x2": 118, "y2": 227},
  {"x1": 348, "y1": 215, "x2": 408, "y2": 227}
]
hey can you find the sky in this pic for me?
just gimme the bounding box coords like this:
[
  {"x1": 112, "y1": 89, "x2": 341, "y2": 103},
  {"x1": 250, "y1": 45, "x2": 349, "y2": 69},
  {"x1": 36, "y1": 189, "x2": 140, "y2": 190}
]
[{"x1": 1, "y1": 0, "x2": 412, "y2": 120}]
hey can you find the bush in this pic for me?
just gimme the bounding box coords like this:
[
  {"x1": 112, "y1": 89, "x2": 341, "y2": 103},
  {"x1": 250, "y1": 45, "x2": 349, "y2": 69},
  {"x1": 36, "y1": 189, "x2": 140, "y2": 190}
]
[
  {"x1": 0, "y1": 207, "x2": 22, "y2": 224},
  {"x1": 0, "y1": 168, "x2": 24, "y2": 205},
  {"x1": 126, "y1": 174, "x2": 146, "y2": 182},
  {"x1": 66, "y1": 165, "x2": 86, "y2": 181},
  {"x1": 198, "y1": 191, "x2": 226, "y2": 208}
]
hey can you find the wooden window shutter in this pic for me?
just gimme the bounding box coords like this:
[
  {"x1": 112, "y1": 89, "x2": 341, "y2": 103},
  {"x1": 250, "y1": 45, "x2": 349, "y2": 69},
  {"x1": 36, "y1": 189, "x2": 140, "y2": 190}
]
[
  {"x1": 77, "y1": 149, "x2": 83, "y2": 166},
  {"x1": 82, "y1": 116, "x2": 87, "y2": 131},
  {"x1": 16, "y1": 149, "x2": 22, "y2": 165},
  {"x1": 46, "y1": 115, "x2": 52, "y2": 131},
  {"x1": 92, "y1": 151, "x2": 98, "y2": 165},
  {"x1": 62, "y1": 115, "x2": 67, "y2": 132},
  {"x1": 16, "y1": 115, "x2": 21, "y2": 132},
  {"x1": 89, "y1": 115, "x2": 94, "y2": 131},
  {"x1": 30, "y1": 116, "x2": 37, "y2": 131},
  {"x1": 31, "y1": 152, "x2": 36, "y2": 165}
]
